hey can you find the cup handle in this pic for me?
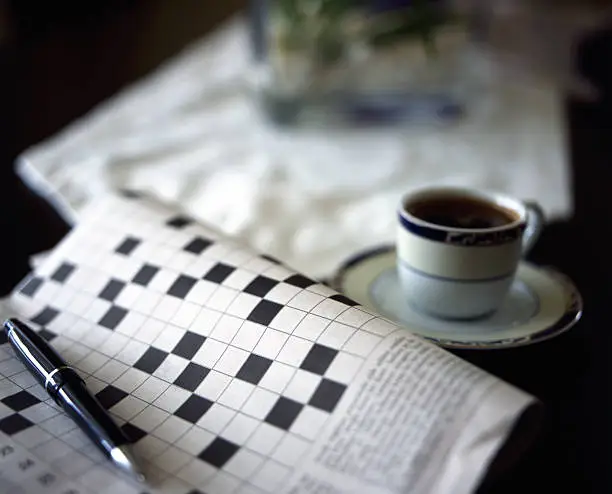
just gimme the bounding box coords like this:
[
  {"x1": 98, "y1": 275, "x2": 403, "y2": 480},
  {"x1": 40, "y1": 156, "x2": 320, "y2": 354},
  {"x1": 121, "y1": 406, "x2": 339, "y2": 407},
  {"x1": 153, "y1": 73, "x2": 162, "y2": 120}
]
[{"x1": 522, "y1": 201, "x2": 545, "y2": 255}]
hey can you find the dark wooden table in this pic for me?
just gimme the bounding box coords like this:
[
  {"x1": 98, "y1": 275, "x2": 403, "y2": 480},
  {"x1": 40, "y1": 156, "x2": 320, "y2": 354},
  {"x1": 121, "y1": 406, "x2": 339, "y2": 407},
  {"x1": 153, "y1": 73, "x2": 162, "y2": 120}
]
[{"x1": 1, "y1": 2, "x2": 611, "y2": 492}]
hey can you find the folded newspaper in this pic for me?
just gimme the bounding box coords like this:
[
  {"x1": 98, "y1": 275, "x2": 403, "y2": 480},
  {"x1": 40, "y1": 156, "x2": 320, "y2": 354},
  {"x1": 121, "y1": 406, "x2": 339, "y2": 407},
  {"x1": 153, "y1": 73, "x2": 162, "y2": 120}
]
[{"x1": 0, "y1": 193, "x2": 538, "y2": 494}]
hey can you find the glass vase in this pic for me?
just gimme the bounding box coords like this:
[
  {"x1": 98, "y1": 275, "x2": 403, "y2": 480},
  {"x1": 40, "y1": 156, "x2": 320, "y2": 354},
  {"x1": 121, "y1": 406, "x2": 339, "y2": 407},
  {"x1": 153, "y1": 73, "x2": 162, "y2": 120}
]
[{"x1": 250, "y1": 0, "x2": 488, "y2": 126}]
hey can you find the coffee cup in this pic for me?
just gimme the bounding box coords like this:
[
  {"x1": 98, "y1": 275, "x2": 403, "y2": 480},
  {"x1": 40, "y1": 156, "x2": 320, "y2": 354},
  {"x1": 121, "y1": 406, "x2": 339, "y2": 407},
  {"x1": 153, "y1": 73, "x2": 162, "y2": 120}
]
[{"x1": 397, "y1": 187, "x2": 544, "y2": 319}]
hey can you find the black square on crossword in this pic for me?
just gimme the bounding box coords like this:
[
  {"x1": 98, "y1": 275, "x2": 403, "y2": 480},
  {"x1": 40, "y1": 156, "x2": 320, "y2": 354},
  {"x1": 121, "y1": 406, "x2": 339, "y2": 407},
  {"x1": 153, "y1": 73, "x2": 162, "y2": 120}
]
[
  {"x1": 172, "y1": 332, "x2": 206, "y2": 360},
  {"x1": 166, "y1": 215, "x2": 193, "y2": 229},
  {"x1": 184, "y1": 237, "x2": 212, "y2": 255},
  {"x1": 99, "y1": 279, "x2": 126, "y2": 302},
  {"x1": 98, "y1": 305, "x2": 128, "y2": 330},
  {"x1": 31, "y1": 307, "x2": 59, "y2": 326},
  {"x1": 167, "y1": 275, "x2": 198, "y2": 299},
  {"x1": 198, "y1": 437, "x2": 239, "y2": 468},
  {"x1": 95, "y1": 385, "x2": 128, "y2": 410},
  {"x1": 121, "y1": 423, "x2": 147, "y2": 443},
  {"x1": 247, "y1": 300, "x2": 283, "y2": 327},
  {"x1": 115, "y1": 237, "x2": 141, "y2": 255},
  {"x1": 20, "y1": 277, "x2": 44, "y2": 297},
  {"x1": 1, "y1": 391, "x2": 41, "y2": 412},
  {"x1": 37, "y1": 329, "x2": 57, "y2": 341},
  {"x1": 265, "y1": 396, "x2": 303, "y2": 431},
  {"x1": 175, "y1": 395, "x2": 213, "y2": 423},
  {"x1": 132, "y1": 264, "x2": 159, "y2": 286},
  {"x1": 203, "y1": 263, "x2": 235, "y2": 284},
  {"x1": 300, "y1": 344, "x2": 338, "y2": 375},
  {"x1": 308, "y1": 379, "x2": 347, "y2": 412},
  {"x1": 133, "y1": 347, "x2": 168, "y2": 374},
  {"x1": 329, "y1": 294, "x2": 359, "y2": 307},
  {"x1": 174, "y1": 363, "x2": 210, "y2": 392},
  {"x1": 236, "y1": 354, "x2": 273, "y2": 385},
  {"x1": 0, "y1": 414, "x2": 34, "y2": 436},
  {"x1": 51, "y1": 262, "x2": 76, "y2": 283},
  {"x1": 284, "y1": 274, "x2": 316, "y2": 289},
  {"x1": 244, "y1": 276, "x2": 278, "y2": 297}
]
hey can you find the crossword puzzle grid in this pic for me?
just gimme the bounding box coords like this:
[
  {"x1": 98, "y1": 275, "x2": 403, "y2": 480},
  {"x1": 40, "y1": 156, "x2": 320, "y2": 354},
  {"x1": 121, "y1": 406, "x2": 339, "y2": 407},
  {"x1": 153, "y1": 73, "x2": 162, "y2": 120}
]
[{"x1": 1, "y1": 194, "x2": 400, "y2": 494}]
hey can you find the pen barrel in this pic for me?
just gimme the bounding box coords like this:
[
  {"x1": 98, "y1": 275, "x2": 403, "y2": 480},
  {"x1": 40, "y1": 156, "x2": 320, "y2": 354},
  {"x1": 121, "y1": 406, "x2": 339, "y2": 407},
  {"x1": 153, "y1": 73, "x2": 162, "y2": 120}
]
[
  {"x1": 57, "y1": 383, "x2": 131, "y2": 458},
  {"x1": 4, "y1": 319, "x2": 140, "y2": 476},
  {"x1": 5, "y1": 319, "x2": 66, "y2": 388}
]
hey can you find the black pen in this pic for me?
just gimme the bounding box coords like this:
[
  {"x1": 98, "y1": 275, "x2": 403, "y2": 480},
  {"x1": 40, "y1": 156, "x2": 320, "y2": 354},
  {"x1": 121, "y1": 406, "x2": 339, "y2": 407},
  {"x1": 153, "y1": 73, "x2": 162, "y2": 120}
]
[{"x1": 3, "y1": 318, "x2": 145, "y2": 482}]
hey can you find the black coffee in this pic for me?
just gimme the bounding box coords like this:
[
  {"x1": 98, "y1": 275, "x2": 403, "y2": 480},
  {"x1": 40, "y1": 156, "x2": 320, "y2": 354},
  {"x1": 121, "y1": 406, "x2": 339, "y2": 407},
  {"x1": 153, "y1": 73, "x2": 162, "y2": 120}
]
[{"x1": 407, "y1": 197, "x2": 518, "y2": 229}]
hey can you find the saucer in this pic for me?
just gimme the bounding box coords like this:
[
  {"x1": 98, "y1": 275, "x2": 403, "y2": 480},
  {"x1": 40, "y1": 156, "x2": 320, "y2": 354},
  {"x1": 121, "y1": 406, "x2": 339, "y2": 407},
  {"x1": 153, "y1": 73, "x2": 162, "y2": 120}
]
[{"x1": 332, "y1": 246, "x2": 583, "y2": 349}]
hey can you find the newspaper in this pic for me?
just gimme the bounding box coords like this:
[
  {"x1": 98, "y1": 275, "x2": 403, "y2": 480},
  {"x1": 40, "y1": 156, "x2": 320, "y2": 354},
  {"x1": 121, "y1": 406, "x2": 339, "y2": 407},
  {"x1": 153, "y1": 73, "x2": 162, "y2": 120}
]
[{"x1": 0, "y1": 193, "x2": 537, "y2": 494}]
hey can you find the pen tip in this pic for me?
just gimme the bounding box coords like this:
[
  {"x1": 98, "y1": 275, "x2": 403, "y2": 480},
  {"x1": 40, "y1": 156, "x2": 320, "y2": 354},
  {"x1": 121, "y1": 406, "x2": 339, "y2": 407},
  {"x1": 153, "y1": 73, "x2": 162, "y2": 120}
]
[{"x1": 110, "y1": 445, "x2": 147, "y2": 483}]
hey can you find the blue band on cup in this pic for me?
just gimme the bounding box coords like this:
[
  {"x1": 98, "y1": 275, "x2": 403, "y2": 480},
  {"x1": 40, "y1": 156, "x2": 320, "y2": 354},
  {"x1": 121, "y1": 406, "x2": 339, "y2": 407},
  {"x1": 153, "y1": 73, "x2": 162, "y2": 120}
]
[
  {"x1": 398, "y1": 257, "x2": 516, "y2": 283},
  {"x1": 398, "y1": 213, "x2": 525, "y2": 246}
]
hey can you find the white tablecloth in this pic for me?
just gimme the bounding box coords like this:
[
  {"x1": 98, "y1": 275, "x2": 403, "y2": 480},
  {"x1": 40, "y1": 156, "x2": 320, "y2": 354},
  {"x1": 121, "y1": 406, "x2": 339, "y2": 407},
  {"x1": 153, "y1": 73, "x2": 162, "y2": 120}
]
[{"x1": 18, "y1": 18, "x2": 572, "y2": 278}]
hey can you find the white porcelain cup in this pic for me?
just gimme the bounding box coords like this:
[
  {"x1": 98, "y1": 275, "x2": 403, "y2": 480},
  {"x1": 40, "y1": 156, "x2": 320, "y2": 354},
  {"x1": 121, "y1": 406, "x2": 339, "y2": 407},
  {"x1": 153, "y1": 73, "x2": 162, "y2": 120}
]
[{"x1": 397, "y1": 187, "x2": 544, "y2": 320}]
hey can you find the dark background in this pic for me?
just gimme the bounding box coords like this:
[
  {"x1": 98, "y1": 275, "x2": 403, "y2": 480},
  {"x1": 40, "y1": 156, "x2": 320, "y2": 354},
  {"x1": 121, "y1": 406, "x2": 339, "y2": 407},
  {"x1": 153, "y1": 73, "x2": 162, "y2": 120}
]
[
  {"x1": 1, "y1": 1, "x2": 611, "y2": 492},
  {"x1": 0, "y1": 0, "x2": 245, "y2": 294}
]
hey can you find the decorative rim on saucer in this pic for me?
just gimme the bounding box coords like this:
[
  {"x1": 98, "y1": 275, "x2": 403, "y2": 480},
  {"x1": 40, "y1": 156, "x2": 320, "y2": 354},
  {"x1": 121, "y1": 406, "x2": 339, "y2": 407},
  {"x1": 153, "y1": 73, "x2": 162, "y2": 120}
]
[{"x1": 331, "y1": 245, "x2": 583, "y2": 350}]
